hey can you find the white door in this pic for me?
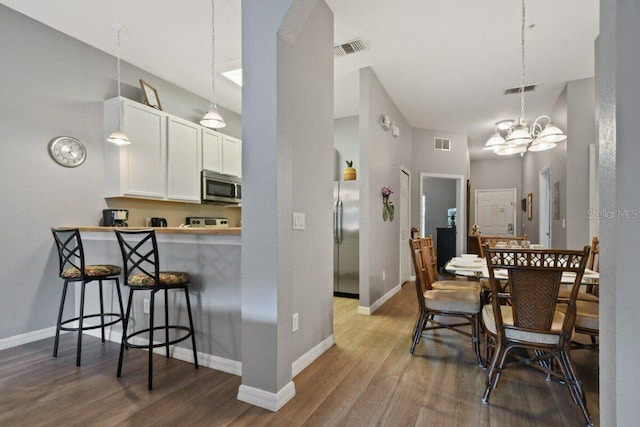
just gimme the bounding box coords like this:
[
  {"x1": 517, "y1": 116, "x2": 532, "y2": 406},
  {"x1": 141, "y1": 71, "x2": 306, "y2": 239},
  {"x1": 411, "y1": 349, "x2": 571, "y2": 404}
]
[
  {"x1": 475, "y1": 189, "x2": 516, "y2": 235},
  {"x1": 399, "y1": 169, "x2": 411, "y2": 283}
]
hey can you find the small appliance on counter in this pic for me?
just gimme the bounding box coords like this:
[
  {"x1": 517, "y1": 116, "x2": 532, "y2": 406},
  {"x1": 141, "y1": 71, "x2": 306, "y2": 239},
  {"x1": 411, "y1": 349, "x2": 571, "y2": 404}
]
[
  {"x1": 150, "y1": 217, "x2": 167, "y2": 227},
  {"x1": 185, "y1": 217, "x2": 229, "y2": 228},
  {"x1": 102, "y1": 209, "x2": 128, "y2": 227}
]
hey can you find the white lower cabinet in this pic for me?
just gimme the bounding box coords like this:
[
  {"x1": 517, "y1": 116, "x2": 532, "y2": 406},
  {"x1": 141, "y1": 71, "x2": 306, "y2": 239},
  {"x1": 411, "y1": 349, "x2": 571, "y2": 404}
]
[
  {"x1": 167, "y1": 117, "x2": 202, "y2": 202},
  {"x1": 105, "y1": 97, "x2": 240, "y2": 202}
]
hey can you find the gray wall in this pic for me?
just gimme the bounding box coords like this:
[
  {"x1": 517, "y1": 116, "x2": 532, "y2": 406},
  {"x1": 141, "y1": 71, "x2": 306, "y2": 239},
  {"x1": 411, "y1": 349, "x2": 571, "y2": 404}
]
[
  {"x1": 566, "y1": 78, "x2": 596, "y2": 249},
  {"x1": 411, "y1": 128, "x2": 469, "y2": 248},
  {"x1": 0, "y1": 5, "x2": 241, "y2": 341},
  {"x1": 422, "y1": 177, "x2": 456, "y2": 240},
  {"x1": 521, "y1": 86, "x2": 568, "y2": 247},
  {"x1": 470, "y1": 158, "x2": 523, "y2": 236},
  {"x1": 358, "y1": 67, "x2": 413, "y2": 307},
  {"x1": 334, "y1": 115, "x2": 359, "y2": 181},
  {"x1": 599, "y1": 1, "x2": 640, "y2": 423},
  {"x1": 241, "y1": 0, "x2": 333, "y2": 397}
]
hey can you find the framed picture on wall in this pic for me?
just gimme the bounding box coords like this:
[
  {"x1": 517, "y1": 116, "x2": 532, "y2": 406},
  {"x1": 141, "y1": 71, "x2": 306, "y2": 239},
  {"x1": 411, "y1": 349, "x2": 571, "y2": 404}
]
[
  {"x1": 139, "y1": 79, "x2": 162, "y2": 110},
  {"x1": 527, "y1": 193, "x2": 533, "y2": 220}
]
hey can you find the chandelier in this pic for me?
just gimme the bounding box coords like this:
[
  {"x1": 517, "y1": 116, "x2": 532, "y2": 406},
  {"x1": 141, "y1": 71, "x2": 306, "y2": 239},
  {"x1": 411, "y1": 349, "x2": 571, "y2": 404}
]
[{"x1": 484, "y1": 0, "x2": 566, "y2": 156}]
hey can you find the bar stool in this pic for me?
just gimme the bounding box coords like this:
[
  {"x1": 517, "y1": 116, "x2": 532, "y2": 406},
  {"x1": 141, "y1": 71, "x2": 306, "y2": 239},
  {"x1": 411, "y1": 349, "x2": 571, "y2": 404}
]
[
  {"x1": 51, "y1": 228, "x2": 125, "y2": 366},
  {"x1": 114, "y1": 229, "x2": 198, "y2": 390}
]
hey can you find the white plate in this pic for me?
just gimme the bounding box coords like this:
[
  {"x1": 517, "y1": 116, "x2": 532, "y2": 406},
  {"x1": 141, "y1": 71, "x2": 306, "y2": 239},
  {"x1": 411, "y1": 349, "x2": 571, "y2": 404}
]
[{"x1": 451, "y1": 259, "x2": 484, "y2": 268}]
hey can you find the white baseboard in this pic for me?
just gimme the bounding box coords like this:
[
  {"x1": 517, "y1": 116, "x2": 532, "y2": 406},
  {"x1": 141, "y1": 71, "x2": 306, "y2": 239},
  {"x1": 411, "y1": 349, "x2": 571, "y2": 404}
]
[
  {"x1": 291, "y1": 334, "x2": 335, "y2": 378},
  {"x1": 0, "y1": 326, "x2": 59, "y2": 351},
  {"x1": 357, "y1": 283, "x2": 402, "y2": 316},
  {"x1": 237, "y1": 381, "x2": 296, "y2": 412},
  {"x1": 84, "y1": 329, "x2": 242, "y2": 376}
]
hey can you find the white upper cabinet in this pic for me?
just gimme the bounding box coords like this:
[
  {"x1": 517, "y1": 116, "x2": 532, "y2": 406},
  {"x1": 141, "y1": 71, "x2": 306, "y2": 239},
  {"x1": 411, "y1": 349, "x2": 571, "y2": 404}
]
[
  {"x1": 167, "y1": 116, "x2": 202, "y2": 202},
  {"x1": 202, "y1": 128, "x2": 223, "y2": 173},
  {"x1": 104, "y1": 97, "x2": 166, "y2": 199},
  {"x1": 222, "y1": 135, "x2": 242, "y2": 178},
  {"x1": 104, "y1": 97, "x2": 241, "y2": 202}
]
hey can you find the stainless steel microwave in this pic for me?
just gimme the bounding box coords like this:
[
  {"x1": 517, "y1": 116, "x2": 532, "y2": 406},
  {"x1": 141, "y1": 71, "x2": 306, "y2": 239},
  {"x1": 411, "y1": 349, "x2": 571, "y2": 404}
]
[{"x1": 201, "y1": 170, "x2": 241, "y2": 205}]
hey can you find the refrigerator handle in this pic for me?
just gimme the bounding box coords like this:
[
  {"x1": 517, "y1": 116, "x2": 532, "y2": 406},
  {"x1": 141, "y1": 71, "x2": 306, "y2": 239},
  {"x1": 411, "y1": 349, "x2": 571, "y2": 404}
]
[
  {"x1": 338, "y1": 200, "x2": 343, "y2": 244},
  {"x1": 333, "y1": 201, "x2": 339, "y2": 243}
]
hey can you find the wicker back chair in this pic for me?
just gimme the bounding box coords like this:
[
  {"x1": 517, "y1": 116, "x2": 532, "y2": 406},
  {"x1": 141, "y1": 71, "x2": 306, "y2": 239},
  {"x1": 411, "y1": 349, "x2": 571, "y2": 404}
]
[
  {"x1": 481, "y1": 245, "x2": 592, "y2": 426},
  {"x1": 409, "y1": 238, "x2": 482, "y2": 365},
  {"x1": 476, "y1": 234, "x2": 528, "y2": 258}
]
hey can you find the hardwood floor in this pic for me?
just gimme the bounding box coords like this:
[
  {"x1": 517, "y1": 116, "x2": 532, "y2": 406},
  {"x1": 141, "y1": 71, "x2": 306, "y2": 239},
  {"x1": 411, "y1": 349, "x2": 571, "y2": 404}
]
[{"x1": 0, "y1": 282, "x2": 599, "y2": 426}]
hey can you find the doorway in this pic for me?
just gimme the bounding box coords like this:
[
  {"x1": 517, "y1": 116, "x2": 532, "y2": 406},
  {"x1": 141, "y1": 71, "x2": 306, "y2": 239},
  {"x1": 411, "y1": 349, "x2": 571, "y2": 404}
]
[
  {"x1": 419, "y1": 173, "x2": 465, "y2": 255},
  {"x1": 399, "y1": 168, "x2": 411, "y2": 284},
  {"x1": 539, "y1": 165, "x2": 552, "y2": 247}
]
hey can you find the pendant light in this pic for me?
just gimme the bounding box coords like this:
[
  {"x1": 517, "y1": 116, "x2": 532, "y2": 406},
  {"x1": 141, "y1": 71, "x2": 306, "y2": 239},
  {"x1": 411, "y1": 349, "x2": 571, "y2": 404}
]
[
  {"x1": 200, "y1": 0, "x2": 226, "y2": 129},
  {"x1": 491, "y1": 0, "x2": 566, "y2": 156},
  {"x1": 107, "y1": 24, "x2": 131, "y2": 146}
]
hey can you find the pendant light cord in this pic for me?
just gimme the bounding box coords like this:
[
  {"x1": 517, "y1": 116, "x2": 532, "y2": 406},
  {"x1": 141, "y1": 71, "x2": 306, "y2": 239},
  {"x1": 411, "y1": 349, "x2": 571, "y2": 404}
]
[
  {"x1": 210, "y1": 0, "x2": 215, "y2": 107},
  {"x1": 116, "y1": 28, "x2": 123, "y2": 130},
  {"x1": 519, "y1": 0, "x2": 526, "y2": 126}
]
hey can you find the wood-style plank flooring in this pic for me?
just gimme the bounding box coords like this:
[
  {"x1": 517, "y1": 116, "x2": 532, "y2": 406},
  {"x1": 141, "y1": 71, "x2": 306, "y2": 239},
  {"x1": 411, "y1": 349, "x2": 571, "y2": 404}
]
[{"x1": 0, "y1": 282, "x2": 599, "y2": 426}]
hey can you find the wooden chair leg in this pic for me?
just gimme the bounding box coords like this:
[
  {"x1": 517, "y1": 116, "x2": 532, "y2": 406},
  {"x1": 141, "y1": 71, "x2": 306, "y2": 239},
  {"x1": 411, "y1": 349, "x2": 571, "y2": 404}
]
[
  {"x1": 558, "y1": 350, "x2": 593, "y2": 426},
  {"x1": 53, "y1": 280, "x2": 69, "y2": 358},
  {"x1": 482, "y1": 340, "x2": 506, "y2": 404},
  {"x1": 410, "y1": 311, "x2": 428, "y2": 355},
  {"x1": 472, "y1": 314, "x2": 482, "y2": 367}
]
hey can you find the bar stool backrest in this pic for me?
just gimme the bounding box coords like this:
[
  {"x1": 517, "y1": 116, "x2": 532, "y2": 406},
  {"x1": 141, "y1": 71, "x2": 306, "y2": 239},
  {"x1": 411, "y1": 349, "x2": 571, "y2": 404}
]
[
  {"x1": 51, "y1": 228, "x2": 86, "y2": 280},
  {"x1": 115, "y1": 229, "x2": 160, "y2": 285}
]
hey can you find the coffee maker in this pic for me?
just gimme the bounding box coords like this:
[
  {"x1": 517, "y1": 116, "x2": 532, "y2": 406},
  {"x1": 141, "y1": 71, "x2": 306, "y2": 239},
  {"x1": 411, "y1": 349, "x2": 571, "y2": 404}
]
[{"x1": 102, "y1": 209, "x2": 128, "y2": 227}]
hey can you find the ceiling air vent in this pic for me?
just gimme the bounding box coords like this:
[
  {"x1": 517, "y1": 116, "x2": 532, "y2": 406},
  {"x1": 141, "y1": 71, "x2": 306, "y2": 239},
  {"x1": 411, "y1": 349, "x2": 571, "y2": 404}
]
[
  {"x1": 504, "y1": 84, "x2": 536, "y2": 95},
  {"x1": 334, "y1": 38, "x2": 367, "y2": 58},
  {"x1": 434, "y1": 137, "x2": 451, "y2": 152}
]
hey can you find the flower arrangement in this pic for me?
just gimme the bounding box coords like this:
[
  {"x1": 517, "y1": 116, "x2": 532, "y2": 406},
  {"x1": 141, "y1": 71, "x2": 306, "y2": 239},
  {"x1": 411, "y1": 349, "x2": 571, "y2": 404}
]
[{"x1": 381, "y1": 186, "x2": 394, "y2": 221}]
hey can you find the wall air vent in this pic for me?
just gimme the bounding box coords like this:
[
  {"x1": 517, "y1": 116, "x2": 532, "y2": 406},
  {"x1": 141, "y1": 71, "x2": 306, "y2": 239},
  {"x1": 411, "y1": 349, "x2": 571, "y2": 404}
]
[
  {"x1": 334, "y1": 38, "x2": 367, "y2": 58},
  {"x1": 434, "y1": 137, "x2": 451, "y2": 152},
  {"x1": 504, "y1": 84, "x2": 536, "y2": 95}
]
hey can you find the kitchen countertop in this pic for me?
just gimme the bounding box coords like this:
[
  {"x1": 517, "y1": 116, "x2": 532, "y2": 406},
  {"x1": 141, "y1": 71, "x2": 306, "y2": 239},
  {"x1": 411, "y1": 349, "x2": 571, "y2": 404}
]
[{"x1": 61, "y1": 226, "x2": 241, "y2": 236}]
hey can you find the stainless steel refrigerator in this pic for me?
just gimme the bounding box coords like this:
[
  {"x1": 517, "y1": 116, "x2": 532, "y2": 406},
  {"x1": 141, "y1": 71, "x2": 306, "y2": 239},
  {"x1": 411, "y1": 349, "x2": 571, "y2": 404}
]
[{"x1": 333, "y1": 181, "x2": 360, "y2": 297}]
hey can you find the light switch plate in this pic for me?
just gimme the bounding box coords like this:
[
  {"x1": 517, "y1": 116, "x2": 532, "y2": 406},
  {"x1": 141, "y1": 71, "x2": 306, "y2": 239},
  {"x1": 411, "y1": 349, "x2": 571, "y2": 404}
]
[
  {"x1": 292, "y1": 312, "x2": 299, "y2": 332},
  {"x1": 293, "y1": 212, "x2": 305, "y2": 230}
]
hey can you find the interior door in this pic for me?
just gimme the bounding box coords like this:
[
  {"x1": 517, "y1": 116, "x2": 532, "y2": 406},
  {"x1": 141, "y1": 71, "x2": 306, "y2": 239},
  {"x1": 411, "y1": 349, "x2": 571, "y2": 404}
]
[
  {"x1": 475, "y1": 189, "x2": 516, "y2": 235},
  {"x1": 399, "y1": 170, "x2": 410, "y2": 283}
]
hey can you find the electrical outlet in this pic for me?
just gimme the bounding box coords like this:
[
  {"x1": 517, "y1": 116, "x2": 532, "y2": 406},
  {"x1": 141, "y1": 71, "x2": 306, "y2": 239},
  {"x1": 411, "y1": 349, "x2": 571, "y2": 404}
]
[
  {"x1": 293, "y1": 212, "x2": 305, "y2": 230},
  {"x1": 382, "y1": 270, "x2": 386, "y2": 281},
  {"x1": 143, "y1": 298, "x2": 150, "y2": 314},
  {"x1": 292, "y1": 312, "x2": 299, "y2": 332}
]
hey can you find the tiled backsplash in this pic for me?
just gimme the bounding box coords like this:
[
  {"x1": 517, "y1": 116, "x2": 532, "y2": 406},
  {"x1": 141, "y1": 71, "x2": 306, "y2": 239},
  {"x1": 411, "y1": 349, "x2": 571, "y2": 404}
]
[{"x1": 105, "y1": 198, "x2": 241, "y2": 227}]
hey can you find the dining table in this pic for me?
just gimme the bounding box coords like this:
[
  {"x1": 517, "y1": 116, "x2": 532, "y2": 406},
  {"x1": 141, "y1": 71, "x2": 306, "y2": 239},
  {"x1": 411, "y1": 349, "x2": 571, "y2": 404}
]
[{"x1": 445, "y1": 255, "x2": 600, "y2": 284}]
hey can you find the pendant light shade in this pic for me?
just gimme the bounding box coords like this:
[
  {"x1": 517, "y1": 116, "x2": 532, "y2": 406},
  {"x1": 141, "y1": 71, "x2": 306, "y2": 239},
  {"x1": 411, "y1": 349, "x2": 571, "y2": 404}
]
[
  {"x1": 537, "y1": 123, "x2": 567, "y2": 144},
  {"x1": 483, "y1": 132, "x2": 506, "y2": 150},
  {"x1": 201, "y1": 103, "x2": 226, "y2": 129},
  {"x1": 496, "y1": 144, "x2": 527, "y2": 156},
  {"x1": 201, "y1": 0, "x2": 226, "y2": 129},
  {"x1": 505, "y1": 123, "x2": 533, "y2": 146},
  {"x1": 108, "y1": 24, "x2": 131, "y2": 145}
]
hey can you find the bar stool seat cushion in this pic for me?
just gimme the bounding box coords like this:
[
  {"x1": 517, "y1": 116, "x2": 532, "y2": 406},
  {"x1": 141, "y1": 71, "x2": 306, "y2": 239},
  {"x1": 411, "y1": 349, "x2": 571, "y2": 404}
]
[
  {"x1": 62, "y1": 264, "x2": 121, "y2": 278},
  {"x1": 128, "y1": 271, "x2": 190, "y2": 287}
]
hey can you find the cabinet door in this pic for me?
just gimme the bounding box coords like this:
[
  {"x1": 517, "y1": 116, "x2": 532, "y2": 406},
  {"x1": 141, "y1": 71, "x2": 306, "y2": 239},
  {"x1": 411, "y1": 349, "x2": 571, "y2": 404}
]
[
  {"x1": 222, "y1": 135, "x2": 242, "y2": 178},
  {"x1": 167, "y1": 116, "x2": 202, "y2": 202},
  {"x1": 121, "y1": 100, "x2": 166, "y2": 198},
  {"x1": 202, "y1": 128, "x2": 222, "y2": 172}
]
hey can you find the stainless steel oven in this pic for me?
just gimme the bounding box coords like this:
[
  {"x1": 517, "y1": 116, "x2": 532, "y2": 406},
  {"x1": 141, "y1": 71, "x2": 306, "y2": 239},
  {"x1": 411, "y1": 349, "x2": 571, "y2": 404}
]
[{"x1": 201, "y1": 170, "x2": 241, "y2": 205}]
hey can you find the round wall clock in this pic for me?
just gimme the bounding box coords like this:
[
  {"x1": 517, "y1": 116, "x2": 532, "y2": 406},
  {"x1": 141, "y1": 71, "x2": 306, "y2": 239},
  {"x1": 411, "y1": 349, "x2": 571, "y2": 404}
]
[{"x1": 48, "y1": 136, "x2": 86, "y2": 168}]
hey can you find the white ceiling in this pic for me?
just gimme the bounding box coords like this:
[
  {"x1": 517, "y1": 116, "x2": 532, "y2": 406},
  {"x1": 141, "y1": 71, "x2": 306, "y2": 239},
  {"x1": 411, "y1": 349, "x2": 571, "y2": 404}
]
[{"x1": 2, "y1": 0, "x2": 599, "y2": 160}]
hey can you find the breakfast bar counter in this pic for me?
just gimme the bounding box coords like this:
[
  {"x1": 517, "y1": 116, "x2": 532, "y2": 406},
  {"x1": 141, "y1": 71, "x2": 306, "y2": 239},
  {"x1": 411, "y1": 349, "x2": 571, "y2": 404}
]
[{"x1": 62, "y1": 225, "x2": 242, "y2": 375}]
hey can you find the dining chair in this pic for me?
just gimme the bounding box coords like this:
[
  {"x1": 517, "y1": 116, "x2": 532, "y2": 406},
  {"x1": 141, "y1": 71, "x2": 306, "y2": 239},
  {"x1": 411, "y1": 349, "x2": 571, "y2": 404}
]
[
  {"x1": 115, "y1": 229, "x2": 198, "y2": 390},
  {"x1": 481, "y1": 245, "x2": 593, "y2": 426},
  {"x1": 418, "y1": 236, "x2": 481, "y2": 291},
  {"x1": 476, "y1": 234, "x2": 528, "y2": 258},
  {"x1": 409, "y1": 238, "x2": 482, "y2": 365}
]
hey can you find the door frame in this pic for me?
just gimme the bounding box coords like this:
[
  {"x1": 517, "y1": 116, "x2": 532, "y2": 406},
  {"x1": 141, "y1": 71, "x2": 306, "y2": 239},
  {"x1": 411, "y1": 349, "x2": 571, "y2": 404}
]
[
  {"x1": 474, "y1": 188, "x2": 517, "y2": 236},
  {"x1": 399, "y1": 166, "x2": 411, "y2": 284},
  {"x1": 419, "y1": 173, "x2": 465, "y2": 255},
  {"x1": 539, "y1": 164, "x2": 552, "y2": 247}
]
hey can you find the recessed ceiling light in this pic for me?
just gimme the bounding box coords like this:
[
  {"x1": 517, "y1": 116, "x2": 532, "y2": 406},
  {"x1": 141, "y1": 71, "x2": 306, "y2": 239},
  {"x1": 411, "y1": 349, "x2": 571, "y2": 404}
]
[
  {"x1": 495, "y1": 119, "x2": 514, "y2": 131},
  {"x1": 222, "y1": 68, "x2": 242, "y2": 87}
]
